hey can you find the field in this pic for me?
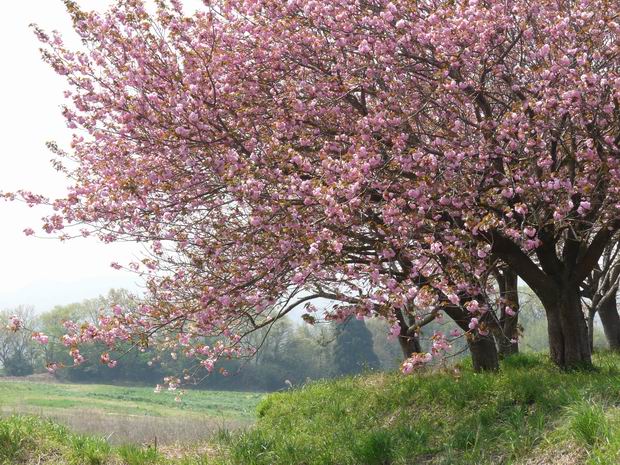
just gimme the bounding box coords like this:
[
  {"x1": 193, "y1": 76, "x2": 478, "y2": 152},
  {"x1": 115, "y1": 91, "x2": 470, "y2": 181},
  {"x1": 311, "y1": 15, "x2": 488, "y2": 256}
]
[{"x1": 0, "y1": 378, "x2": 262, "y2": 445}]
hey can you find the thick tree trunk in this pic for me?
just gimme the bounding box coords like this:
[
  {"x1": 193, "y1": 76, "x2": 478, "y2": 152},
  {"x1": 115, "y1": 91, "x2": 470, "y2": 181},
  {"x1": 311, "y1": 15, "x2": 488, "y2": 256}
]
[
  {"x1": 543, "y1": 287, "x2": 592, "y2": 369},
  {"x1": 489, "y1": 227, "x2": 615, "y2": 370},
  {"x1": 468, "y1": 334, "x2": 500, "y2": 372},
  {"x1": 599, "y1": 292, "x2": 620, "y2": 351}
]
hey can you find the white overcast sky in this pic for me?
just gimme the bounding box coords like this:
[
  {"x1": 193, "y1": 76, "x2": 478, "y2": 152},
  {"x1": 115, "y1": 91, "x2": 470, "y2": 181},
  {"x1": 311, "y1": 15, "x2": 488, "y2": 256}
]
[{"x1": 0, "y1": 1, "x2": 202, "y2": 313}]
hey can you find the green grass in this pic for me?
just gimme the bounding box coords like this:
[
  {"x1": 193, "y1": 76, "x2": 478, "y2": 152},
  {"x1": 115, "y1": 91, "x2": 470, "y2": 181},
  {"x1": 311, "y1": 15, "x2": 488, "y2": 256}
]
[
  {"x1": 116, "y1": 444, "x2": 160, "y2": 465},
  {"x1": 215, "y1": 351, "x2": 620, "y2": 465},
  {"x1": 4, "y1": 353, "x2": 620, "y2": 464},
  {"x1": 567, "y1": 401, "x2": 611, "y2": 447},
  {"x1": 0, "y1": 414, "x2": 235, "y2": 464},
  {"x1": 0, "y1": 415, "x2": 155, "y2": 464}
]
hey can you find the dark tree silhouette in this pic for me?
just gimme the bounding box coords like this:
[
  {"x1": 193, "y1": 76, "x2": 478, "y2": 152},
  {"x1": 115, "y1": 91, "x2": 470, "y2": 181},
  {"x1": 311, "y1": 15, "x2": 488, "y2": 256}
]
[{"x1": 334, "y1": 318, "x2": 380, "y2": 376}]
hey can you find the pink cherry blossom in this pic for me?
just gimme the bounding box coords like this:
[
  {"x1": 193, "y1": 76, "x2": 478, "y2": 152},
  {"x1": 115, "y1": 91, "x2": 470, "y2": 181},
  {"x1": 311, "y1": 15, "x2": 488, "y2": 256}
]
[
  {"x1": 6, "y1": 315, "x2": 23, "y2": 332},
  {"x1": 6, "y1": 0, "x2": 618, "y2": 374},
  {"x1": 31, "y1": 332, "x2": 49, "y2": 345}
]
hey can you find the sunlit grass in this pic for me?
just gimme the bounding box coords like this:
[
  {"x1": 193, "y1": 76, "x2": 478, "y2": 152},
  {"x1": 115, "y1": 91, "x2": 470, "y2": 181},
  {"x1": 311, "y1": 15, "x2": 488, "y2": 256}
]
[{"x1": 215, "y1": 351, "x2": 620, "y2": 465}]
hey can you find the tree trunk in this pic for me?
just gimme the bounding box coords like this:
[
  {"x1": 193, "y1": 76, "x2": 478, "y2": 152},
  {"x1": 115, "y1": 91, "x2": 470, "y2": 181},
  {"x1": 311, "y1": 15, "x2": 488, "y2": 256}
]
[
  {"x1": 394, "y1": 308, "x2": 423, "y2": 359},
  {"x1": 468, "y1": 334, "x2": 500, "y2": 372},
  {"x1": 543, "y1": 287, "x2": 591, "y2": 369},
  {"x1": 599, "y1": 291, "x2": 620, "y2": 351},
  {"x1": 444, "y1": 305, "x2": 500, "y2": 372},
  {"x1": 398, "y1": 332, "x2": 422, "y2": 359},
  {"x1": 496, "y1": 268, "x2": 520, "y2": 358},
  {"x1": 497, "y1": 331, "x2": 519, "y2": 358}
]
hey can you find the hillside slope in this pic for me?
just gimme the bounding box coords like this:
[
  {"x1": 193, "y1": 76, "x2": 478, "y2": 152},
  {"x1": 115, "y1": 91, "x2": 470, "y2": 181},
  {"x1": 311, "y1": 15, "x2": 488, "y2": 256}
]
[
  {"x1": 219, "y1": 352, "x2": 620, "y2": 465},
  {"x1": 2, "y1": 352, "x2": 620, "y2": 464}
]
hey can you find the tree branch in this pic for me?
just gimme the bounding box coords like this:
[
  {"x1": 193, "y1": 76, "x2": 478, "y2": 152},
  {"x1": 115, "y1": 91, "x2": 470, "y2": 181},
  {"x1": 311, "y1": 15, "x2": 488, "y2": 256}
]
[
  {"x1": 574, "y1": 221, "x2": 620, "y2": 284},
  {"x1": 489, "y1": 231, "x2": 555, "y2": 298}
]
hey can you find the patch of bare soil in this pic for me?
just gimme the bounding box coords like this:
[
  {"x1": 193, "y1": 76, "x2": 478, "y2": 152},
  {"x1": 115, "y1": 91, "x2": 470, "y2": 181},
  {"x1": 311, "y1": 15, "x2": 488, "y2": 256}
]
[{"x1": 518, "y1": 442, "x2": 587, "y2": 465}]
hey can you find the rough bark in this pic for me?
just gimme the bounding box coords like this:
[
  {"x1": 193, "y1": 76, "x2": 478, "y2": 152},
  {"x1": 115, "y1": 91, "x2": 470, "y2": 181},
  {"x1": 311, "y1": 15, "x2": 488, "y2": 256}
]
[
  {"x1": 397, "y1": 332, "x2": 422, "y2": 358},
  {"x1": 394, "y1": 308, "x2": 423, "y2": 359},
  {"x1": 497, "y1": 326, "x2": 519, "y2": 358},
  {"x1": 543, "y1": 287, "x2": 592, "y2": 369}
]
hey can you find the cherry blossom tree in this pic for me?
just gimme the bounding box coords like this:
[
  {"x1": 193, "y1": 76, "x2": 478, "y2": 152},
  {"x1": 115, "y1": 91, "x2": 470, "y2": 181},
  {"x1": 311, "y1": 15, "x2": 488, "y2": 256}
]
[{"x1": 7, "y1": 0, "x2": 620, "y2": 372}]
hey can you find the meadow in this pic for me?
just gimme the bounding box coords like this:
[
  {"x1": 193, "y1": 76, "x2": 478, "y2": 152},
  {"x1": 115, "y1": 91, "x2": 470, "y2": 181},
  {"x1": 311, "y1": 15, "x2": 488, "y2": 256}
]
[{"x1": 0, "y1": 378, "x2": 262, "y2": 445}]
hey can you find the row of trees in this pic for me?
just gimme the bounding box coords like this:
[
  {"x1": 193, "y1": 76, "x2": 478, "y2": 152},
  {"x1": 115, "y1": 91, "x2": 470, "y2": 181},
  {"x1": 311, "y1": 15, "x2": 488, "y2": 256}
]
[
  {"x1": 6, "y1": 0, "x2": 620, "y2": 377},
  {"x1": 1, "y1": 290, "x2": 398, "y2": 389},
  {"x1": 3, "y1": 280, "x2": 616, "y2": 387}
]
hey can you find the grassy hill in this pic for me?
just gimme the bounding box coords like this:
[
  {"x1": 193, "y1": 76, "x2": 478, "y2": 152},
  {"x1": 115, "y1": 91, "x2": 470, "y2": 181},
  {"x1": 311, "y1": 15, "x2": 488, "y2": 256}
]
[
  {"x1": 3, "y1": 352, "x2": 620, "y2": 464},
  {"x1": 218, "y1": 352, "x2": 620, "y2": 465}
]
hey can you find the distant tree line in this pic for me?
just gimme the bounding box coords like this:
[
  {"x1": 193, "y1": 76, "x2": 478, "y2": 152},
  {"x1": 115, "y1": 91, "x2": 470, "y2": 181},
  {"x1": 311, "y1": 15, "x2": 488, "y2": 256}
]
[
  {"x1": 0, "y1": 290, "x2": 399, "y2": 390},
  {"x1": 2, "y1": 287, "x2": 613, "y2": 389}
]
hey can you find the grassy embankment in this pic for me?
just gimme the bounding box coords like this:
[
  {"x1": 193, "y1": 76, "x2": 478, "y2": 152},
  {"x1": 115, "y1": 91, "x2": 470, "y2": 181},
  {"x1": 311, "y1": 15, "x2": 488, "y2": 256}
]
[{"x1": 3, "y1": 352, "x2": 620, "y2": 464}]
